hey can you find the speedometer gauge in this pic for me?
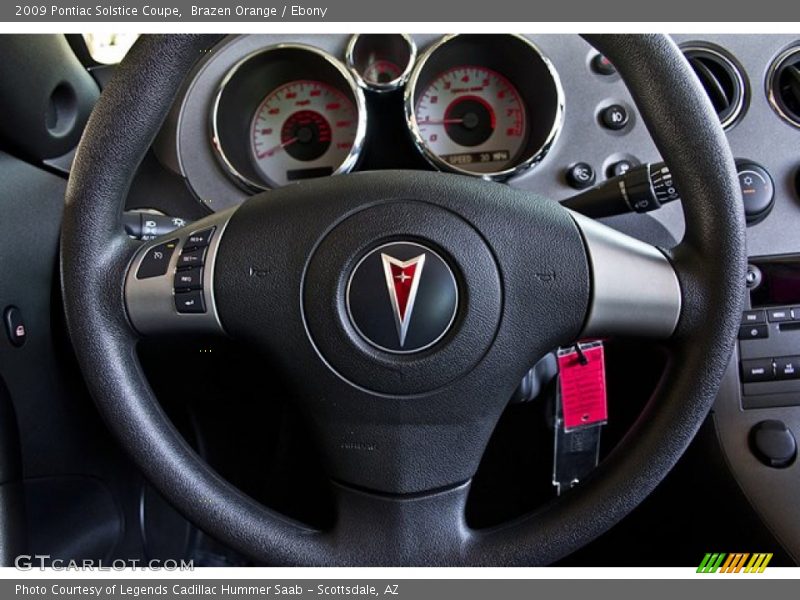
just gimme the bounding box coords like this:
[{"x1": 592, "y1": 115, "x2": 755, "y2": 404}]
[
  {"x1": 415, "y1": 66, "x2": 526, "y2": 174},
  {"x1": 251, "y1": 80, "x2": 359, "y2": 187},
  {"x1": 212, "y1": 44, "x2": 366, "y2": 192}
]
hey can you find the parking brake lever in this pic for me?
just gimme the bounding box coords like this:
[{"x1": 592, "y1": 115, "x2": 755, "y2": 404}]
[{"x1": 562, "y1": 162, "x2": 680, "y2": 218}]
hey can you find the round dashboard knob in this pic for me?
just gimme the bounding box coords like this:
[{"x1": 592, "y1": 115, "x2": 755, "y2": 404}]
[
  {"x1": 750, "y1": 420, "x2": 797, "y2": 469},
  {"x1": 736, "y1": 160, "x2": 774, "y2": 224}
]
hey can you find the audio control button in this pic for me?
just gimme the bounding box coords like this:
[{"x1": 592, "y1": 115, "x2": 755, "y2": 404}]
[
  {"x1": 742, "y1": 310, "x2": 766, "y2": 325},
  {"x1": 776, "y1": 356, "x2": 800, "y2": 380},
  {"x1": 739, "y1": 324, "x2": 769, "y2": 340},
  {"x1": 768, "y1": 308, "x2": 792, "y2": 322},
  {"x1": 741, "y1": 358, "x2": 775, "y2": 383}
]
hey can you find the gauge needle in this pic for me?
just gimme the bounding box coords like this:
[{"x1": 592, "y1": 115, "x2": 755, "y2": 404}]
[
  {"x1": 259, "y1": 136, "x2": 298, "y2": 158},
  {"x1": 418, "y1": 118, "x2": 464, "y2": 125}
]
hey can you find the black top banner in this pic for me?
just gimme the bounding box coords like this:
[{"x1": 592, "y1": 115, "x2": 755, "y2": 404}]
[{"x1": 1, "y1": 0, "x2": 797, "y2": 22}]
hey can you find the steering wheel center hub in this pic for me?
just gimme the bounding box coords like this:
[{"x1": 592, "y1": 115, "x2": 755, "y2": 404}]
[{"x1": 301, "y1": 199, "x2": 502, "y2": 396}]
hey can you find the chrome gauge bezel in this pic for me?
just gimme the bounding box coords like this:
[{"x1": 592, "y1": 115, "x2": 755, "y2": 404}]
[
  {"x1": 210, "y1": 43, "x2": 368, "y2": 192},
  {"x1": 404, "y1": 34, "x2": 565, "y2": 181},
  {"x1": 345, "y1": 33, "x2": 418, "y2": 93}
]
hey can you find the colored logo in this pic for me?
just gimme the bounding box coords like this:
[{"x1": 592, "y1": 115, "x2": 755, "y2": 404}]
[
  {"x1": 381, "y1": 252, "x2": 426, "y2": 348},
  {"x1": 697, "y1": 553, "x2": 773, "y2": 573},
  {"x1": 346, "y1": 242, "x2": 458, "y2": 353}
]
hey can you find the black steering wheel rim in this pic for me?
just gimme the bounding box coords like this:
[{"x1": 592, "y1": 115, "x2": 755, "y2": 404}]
[{"x1": 61, "y1": 34, "x2": 746, "y2": 565}]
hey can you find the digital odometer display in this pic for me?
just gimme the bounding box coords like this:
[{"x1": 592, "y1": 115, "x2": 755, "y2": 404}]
[
  {"x1": 250, "y1": 80, "x2": 358, "y2": 187},
  {"x1": 414, "y1": 66, "x2": 527, "y2": 174}
]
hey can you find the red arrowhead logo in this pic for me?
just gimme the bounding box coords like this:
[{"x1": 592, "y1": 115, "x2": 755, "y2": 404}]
[{"x1": 381, "y1": 253, "x2": 426, "y2": 348}]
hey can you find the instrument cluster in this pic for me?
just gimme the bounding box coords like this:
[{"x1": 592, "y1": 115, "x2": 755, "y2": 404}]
[{"x1": 210, "y1": 34, "x2": 564, "y2": 192}]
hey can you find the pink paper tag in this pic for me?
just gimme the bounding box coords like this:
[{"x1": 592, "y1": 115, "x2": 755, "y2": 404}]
[{"x1": 558, "y1": 344, "x2": 608, "y2": 431}]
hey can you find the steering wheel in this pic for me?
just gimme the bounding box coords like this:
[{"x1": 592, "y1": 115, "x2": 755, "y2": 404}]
[{"x1": 61, "y1": 34, "x2": 746, "y2": 565}]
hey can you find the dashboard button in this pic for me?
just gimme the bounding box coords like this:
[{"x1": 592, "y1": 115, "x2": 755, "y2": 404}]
[
  {"x1": 184, "y1": 227, "x2": 215, "y2": 250},
  {"x1": 739, "y1": 324, "x2": 769, "y2": 340},
  {"x1": 741, "y1": 358, "x2": 775, "y2": 382},
  {"x1": 174, "y1": 290, "x2": 205, "y2": 314},
  {"x1": 136, "y1": 239, "x2": 178, "y2": 279},
  {"x1": 737, "y1": 161, "x2": 774, "y2": 224},
  {"x1": 174, "y1": 267, "x2": 203, "y2": 291},
  {"x1": 750, "y1": 420, "x2": 796, "y2": 469},
  {"x1": 775, "y1": 356, "x2": 800, "y2": 380},
  {"x1": 608, "y1": 160, "x2": 634, "y2": 178},
  {"x1": 745, "y1": 264, "x2": 762, "y2": 289},
  {"x1": 600, "y1": 104, "x2": 629, "y2": 130},
  {"x1": 767, "y1": 307, "x2": 792, "y2": 322},
  {"x1": 741, "y1": 309, "x2": 766, "y2": 325},
  {"x1": 177, "y1": 247, "x2": 207, "y2": 268},
  {"x1": 591, "y1": 54, "x2": 616, "y2": 76},
  {"x1": 566, "y1": 163, "x2": 596, "y2": 189},
  {"x1": 4, "y1": 306, "x2": 26, "y2": 348}
]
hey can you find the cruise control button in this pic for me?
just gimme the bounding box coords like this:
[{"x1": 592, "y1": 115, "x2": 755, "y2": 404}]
[
  {"x1": 739, "y1": 324, "x2": 769, "y2": 340},
  {"x1": 741, "y1": 358, "x2": 775, "y2": 383},
  {"x1": 775, "y1": 356, "x2": 800, "y2": 380},
  {"x1": 174, "y1": 290, "x2": 205, "y2": 314},
  {"x1": 600, "y1": 104, "x2": 629, "y2": 130},
  {"x1": 741, "y1": 310, "x2": 766, "y2": 325},
  {"x1": 174, "y1": 267, "x2": 203, "y2": 291},
  {"x1": 768, "y1": 308, "x2": 792, "y2": 322},
  {"x1": 136, "y1": 239, "x2": 178, "y2": 279},
  {"x1": 184, "y1": 227, "x2": 215, "y2": 250},
  {"x1": 177, "y1": 247, "x2": 206, "y2": 268}
]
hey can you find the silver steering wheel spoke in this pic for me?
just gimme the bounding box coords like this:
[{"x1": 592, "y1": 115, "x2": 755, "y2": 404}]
[
  {"x1": 124, "y1": 207, "x2": 236, "y2": 337},
  {"x1": 569, "y1": 211, "x2": 682, "y2": 340}
]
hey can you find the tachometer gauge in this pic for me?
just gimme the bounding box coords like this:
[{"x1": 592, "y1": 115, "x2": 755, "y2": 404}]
[
  {"x1": 406, "y1": 34, "x2": 564, "y2": 180},
  {"x1": 251, "y1": 80, "x2": 359, "y2": 187},
  {"x1": 415, "y1": 66, "x2": 526, "y2": 174}
]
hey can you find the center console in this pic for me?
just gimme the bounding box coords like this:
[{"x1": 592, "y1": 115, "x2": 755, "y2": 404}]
[
  {"x1": 740, "y1": 257, "x2": 800, "y2": 410},
  {"x1": 715, "y1": 256, "x2": 800, "y2": 563}
]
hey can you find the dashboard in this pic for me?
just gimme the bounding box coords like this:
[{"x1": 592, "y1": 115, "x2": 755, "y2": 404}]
[
  {"x1": 156, "y1": 34, "x2": 800, "y2": 257},
  {"x1": 151, "y1": 33, "x2": 800, "y2": 561}
]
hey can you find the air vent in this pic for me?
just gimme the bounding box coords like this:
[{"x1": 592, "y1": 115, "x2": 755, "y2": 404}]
[
  {"x1": 683, "y1": 46, "x2": 746, "y2": 129},
  {"x1": 768, "y1": 46, "x2": 800, "y2": 129}
]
